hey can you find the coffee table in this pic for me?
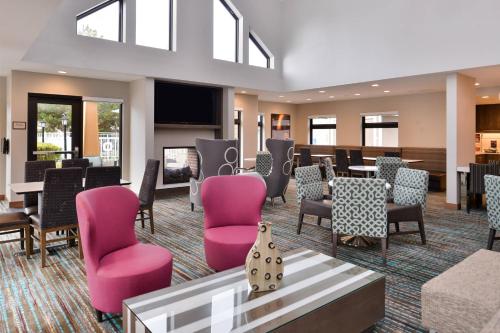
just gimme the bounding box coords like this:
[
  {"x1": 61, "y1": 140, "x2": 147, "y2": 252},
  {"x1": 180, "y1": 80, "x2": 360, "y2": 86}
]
[{"x1": 123, "y1": 248, "x2": 385, "y2": 333}]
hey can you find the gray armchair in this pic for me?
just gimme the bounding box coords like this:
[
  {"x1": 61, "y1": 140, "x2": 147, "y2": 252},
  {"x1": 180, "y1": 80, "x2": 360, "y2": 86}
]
[
  {"x1": 262, "y1": 138, "x2": 294, "y2": 206},
  {"x1": 190, "y1": 139, "x2": 238, "y2": 211}
]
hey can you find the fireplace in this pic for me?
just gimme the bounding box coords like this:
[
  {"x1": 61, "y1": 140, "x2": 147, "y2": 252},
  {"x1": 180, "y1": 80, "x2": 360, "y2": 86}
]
[{"x1": 163, "y1": 147, "x2": 199, "y2": 184}]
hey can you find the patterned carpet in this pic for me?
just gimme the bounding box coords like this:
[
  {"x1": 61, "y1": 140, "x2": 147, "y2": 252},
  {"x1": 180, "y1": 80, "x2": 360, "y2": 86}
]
[{"x1": 0, "y1": 180, "x2": 494, "y2": 332}]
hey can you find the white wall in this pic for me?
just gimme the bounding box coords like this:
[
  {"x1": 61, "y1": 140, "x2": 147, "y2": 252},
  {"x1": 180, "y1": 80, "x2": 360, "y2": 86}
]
[
  {"x1": 282, "y1": 0, "x2": 500, "y2": 90},
  {"x1": 24, "y1": 0, "x2": 284, "y2": 92}
]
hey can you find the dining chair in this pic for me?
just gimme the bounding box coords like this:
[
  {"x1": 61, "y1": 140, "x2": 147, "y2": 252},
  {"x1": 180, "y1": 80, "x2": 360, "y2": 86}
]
[
  {"x1": 467, "y1": 163, "x2": 495, "y2": 213},
  {"x1": 76, "y1": 186, "x2": 173, "y2": 321},
  {"x1": 335, "y1": 149, "x2": 349, "y2": 177},
  {"x1": 295, "y1": 166, "x2": 332, "y2": 233},
  {"x1": 387, "y1": 168, "x2": 429, "y2": 245},
  {"x1": 323, "y1": 157, "x2": 336, "y2": 194},
  {"x1": 299, "y1": 148, "x2": 313, "y2": 167},
  {"x1": 24, "y1": 160, "x2": 56, "y2": 216},
  {"x1": 62, "y1": 158, "x2": 90, "y2": 174},
  {"x1": 485, "y1": 175, "x2": 500, "y2": 250},
  {"x1": 376, "y1": 161, "x2": 408, "y2": 201},
  {"x1": 384, "y1": 152, "x2": 401, "y2": 158},
  {"x1": 84, "y1": 166, "x2": 121, "y2": 190},
  {"x1": 349, "y1": 150, "x2": 364, "y2": 177},
  {"x1": 137, "y1": 159, "x2": 160, "y2": 234},
  {"x1": 29, "y1": 167, "x2": 83, "y2": 267},
  {"x1": 331, "y1": 177, "x2": 388, "y2": 259}
]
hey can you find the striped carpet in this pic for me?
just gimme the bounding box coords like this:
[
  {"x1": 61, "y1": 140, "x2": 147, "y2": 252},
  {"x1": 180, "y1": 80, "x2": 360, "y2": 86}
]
[{"x1": 0, "y1": 180, "x2": 494, "y2": 332}]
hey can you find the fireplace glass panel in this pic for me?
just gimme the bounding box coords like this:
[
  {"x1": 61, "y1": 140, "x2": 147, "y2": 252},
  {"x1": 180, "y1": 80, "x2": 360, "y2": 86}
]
[{"x1": 163, "y1": 147, "x2": 198, "y2": 184}]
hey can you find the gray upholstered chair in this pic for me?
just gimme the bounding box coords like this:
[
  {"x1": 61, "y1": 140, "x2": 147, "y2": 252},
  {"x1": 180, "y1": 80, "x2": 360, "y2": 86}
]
[
  {"x1": 29, "y1": 168, "x2": 83, "y2": 267},
  {"x1": 485, "y1": 175, "x2": 500, "y2": 249},
  {"x1": 331, "y1": 177, "x2": 388, "y2": 259},
  {"x1": 24, "y1": 160, "x2": 56, "y2": 216},
  {"x1": 468, "y1": 163, "x2": 495, "y2": 213},
  {"x1": 323, "y1": 157, "x2": 335, "y2": 194},
  {"x1": 335, "y1": 149, "x2": 349, "y2": 177},
  {"x1": 255, "y1": 151, "x2": 272, "y2": 177},
  {"x1": 262, "y1": 138, "x2": 294, "y2": 206},
  {"x1": 387, "y1": 168, "x2": 429, "y2": 245},
  {"x1": 137, "y1": 159, "x2": 160, "y2": 234},
  {"x1": 375, "y1": 156, "x2": 401, "y2": 165},
  {"x1": 84, "y1": 166, "x2": 121, "y2": 190},
  {"x1": 62, "y1": 158, "x2": 90, "y2": 174},
  {"x1": 299, "y1": 148, "x2": 313, "y2": 167},
  {"x1": 375, "y1": 160, "x2": 408, "y2": 200},
  {"x1": 189, "y1": 139, "x2": 238, "y2": 211},
  {"x1": 295, "y1": 166, "x2": 332, "y2": 234}
]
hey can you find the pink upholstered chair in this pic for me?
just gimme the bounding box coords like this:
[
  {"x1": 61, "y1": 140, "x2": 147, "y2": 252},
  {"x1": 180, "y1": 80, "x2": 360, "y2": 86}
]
[
  {"x1": 202, "y1": 175, "x2": 266, "y2": 271},
  {"x1": 76, "y1": 186, "x2": 173, "y2": 322}
]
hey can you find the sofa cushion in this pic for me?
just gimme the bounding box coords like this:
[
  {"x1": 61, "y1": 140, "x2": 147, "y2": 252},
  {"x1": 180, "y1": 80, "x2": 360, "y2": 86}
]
[{"x1": 422, "y1": 249, "x2": 500, "y2": 333}]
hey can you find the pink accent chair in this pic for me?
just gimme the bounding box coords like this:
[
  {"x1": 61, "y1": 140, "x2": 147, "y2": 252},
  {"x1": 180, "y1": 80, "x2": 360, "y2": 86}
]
[
  {"x1": 202, "y1": 175, "x2": 266, "y2": 271},
  {"x1": 76, "y1": 186, "x2": 173, "y2": 322}
]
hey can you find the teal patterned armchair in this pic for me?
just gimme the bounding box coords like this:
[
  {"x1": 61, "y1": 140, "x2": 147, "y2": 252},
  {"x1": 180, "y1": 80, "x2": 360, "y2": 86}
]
[
  {"x1": 295, "y1": 166, "x2": 332, "y2": 234},
  {"x1": 323, "y1": 157, "x2": 335, "y2": 194},
  {"x1": 331, "y1": 177, "x2": 388, "y2": 258},
  {"x1": 485, "y1": 175, "x2": 500, "y2": 250}
]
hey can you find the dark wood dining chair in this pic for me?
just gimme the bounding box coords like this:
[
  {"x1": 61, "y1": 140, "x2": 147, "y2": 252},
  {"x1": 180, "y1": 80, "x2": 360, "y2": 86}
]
[
  {"x1": 84, "y1": 166, "x2": 121, "y2": 190},
  {"x1": 384, "y1": 152, "x2": 401, "y2": 158},
  {"x1": 62, "y1": 158, "x2": 90, "y2": 174},
  {"x1": 24, "y1": 160, "x2": 56, "y2": 216},
  {"x1": 137, "y1": 159, "x2": 160, "y2": 234},
  {"x1": 349, "y1": 150, "x2": 364, "y2": 177},
  {"x1": 299, "y1": 148, "x2": 313, "y2": 167},
  {"x1": 335, "y1": 149, "x2": 349, "y2": 177},
  {"x1": 467, "y1": 163, "x2": 495, "y2": 213}
]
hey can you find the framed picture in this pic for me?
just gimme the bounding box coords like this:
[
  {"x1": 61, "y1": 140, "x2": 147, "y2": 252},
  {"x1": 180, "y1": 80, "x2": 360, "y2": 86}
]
[
  {"x1": 12, "y1": 121, "x2": 26, "y2": 130},
  {"x1": 271, "y1": 114, "x2": 291, "y2": 139}
]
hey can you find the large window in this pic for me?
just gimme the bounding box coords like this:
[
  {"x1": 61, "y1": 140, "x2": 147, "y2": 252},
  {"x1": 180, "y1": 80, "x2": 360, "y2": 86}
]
[
  {"x1": 77, "y1": 0, "x2": 123, "y2": 42},
  {"x1": 213, "y1": 0, "x2": 242, "y2": 63},
  {"x1": 362, "y1": 114, "x2": 398, "y2": 147},
  {"x1": 310, "y1": 117, "x2": 336, "y2": 145},
  {"x1": 136, "y1": 0, "x2": 175, "y2": 50},
  {"x1": 257, "y1": 114, "x2": 264, "y2": 151},
  {"x1": 249, "y1": 32, "x2": 272, "y2": 69}
]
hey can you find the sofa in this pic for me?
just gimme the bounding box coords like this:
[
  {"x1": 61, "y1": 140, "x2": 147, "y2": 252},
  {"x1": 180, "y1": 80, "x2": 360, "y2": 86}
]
[{"x1": 421, "y1": 249, "x2": 500, "y2": 332}]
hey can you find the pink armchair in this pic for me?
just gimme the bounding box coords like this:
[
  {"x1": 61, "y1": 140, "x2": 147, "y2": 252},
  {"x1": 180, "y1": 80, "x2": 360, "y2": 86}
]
[
  {"x1": 202, "y1": 175, "x2": 266, "y2": 271},
  {"x1": 76, "y1": 186, "x2": 173, "y2": 322}
]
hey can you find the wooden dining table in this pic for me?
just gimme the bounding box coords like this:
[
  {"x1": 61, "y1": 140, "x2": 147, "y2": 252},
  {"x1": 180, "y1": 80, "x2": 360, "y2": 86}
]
[{"x1": 10, "y1": 179, "x2": 132, "y2": 194}]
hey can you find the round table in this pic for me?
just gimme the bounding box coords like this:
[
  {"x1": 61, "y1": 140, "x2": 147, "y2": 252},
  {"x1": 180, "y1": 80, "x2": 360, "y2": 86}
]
[{"x1": 348, "y1": 165, "x2": 378, "y2": 178}]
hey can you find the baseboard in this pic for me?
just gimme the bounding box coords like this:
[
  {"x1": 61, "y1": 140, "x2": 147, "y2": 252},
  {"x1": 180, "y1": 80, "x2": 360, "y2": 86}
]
[
  {"x1": 445, "y1": 202, "x2": 461, "y2": 210},
  {"x1": 9, "y1": 201, "x2": 23, "y2": 208}
]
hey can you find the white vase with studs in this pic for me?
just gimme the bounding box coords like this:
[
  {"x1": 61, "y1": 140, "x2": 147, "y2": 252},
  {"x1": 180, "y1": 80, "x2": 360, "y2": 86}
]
[{"x1": 245, "y1": 221, "x2": 284, "y2": 293}]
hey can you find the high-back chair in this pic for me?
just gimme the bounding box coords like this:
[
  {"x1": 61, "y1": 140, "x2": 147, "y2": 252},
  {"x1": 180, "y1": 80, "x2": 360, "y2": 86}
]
[
  {"x1": 76, "y1": 186, "x2": 173, "y2": 322},
  {"x1": 84, "y1": 166, "x2": 121, "y2": 190},
  {"x1": 468, "y1": 163, "x2": 496, "y2": 213},
  {"x1": 331, "y1": 178, "x2": 388, "y2": 258},
  {"x1": 376, "y1": 161, "x2": 409, "y2": 200},
  {"x1": 323, "y1": 157, "x2": 336, "y2": 194},
  {"x1": 24, "y1": 160, "x2": 56, "y2": 216},
  {"x1": 255, "y1": 151, "x2": 272, "y2": 177},
  {"x1": 349, "y1": 149, "x2": 365, "y2": 177},
  {"x1": 62, "y1": 158, "x2": 90, "y2": 174},
  {"x1": 375, "y1": 156, "x2": 402, "y2": 165},
  {"x1": 137, "y1": 159, "x2": 160, "y2": 234},
  {"x1": 387, "y1": 168, "x2": 429, "y2": 245},
  {"x1": 384, "y1": 151, "x2": 401, "y2": 158},
  {"x1": 335, "y1": 149, "x2": 349, "y2": 177},
  {"x1": 264, "y1": 138, "x2": 295, "y2": 206},
  {"x1": 189, "y1": 139, "x2": 238, "y2": 211},
  {"x1": 202, "y1": 175, "x2": 266, "y2": 271},
  {"x1": 485, "y1": 175, "x2": 500, "y2": 250},
  {"x1": 295, "y1": 166, "x2": 332, "y2": 233},
  {"x1": 299, "y1": 148, "x2": 313, "y2": 167},
  {"x1": 29, "y1": 167, "x2": 83, "y2": 267}
]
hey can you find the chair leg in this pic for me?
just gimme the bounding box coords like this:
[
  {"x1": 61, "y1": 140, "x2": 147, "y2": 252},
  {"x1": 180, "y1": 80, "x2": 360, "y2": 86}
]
[
  {"x1": 332, "y1": 233, "x2": 338, "y2": 257},
  {"x1": 41, "y1": 231, "x2": 46, "y2": 268},
  {"x1": 317, "y1": 217, "x2": 322, "y2": 226},
  {"x1": 140, "y1": 210, "x2": 145, "y2": 228},
  {"x1": 395, "y1": 223, "x2": 400, "y2": 233},
  {"x1": 77, "y1": 228, "x2": 84, "y2": 259},
  {"x1": 149, "y1": 207, "x2": 155, "y2": 234},
  {"x1": 281, "y1": 195, "x2": 286, "y2": 204},
  {"x1": 418, "y1": 216, "x2": 427, "y2": 245},
  {"x1": 488, "y1": 228, "x2": 496, "y2": 250},
  {"x1": 297, "y1": 213, "x2": 304, "y2": 234},
  {"x1": 20, "y1": 228, "x2": 25, "y2": 250},
  {"x1": 381, "y1": 238, "x2": 388, "y2": 260},
  {"x1": 24, "y1": 226, "x2": 31, "y2": 259},
  {"x1": 29, "y1": 226, "x2": 34, "y2": 256},
  {"x1": 96, "y1": 309, "x2": 103, "y2": 322},
  {"x1": 466, "y1": 193, "x2": 471, "y2": 214},
  {"x1": 190, "y1": 203, "x2": 194, "y2": 212}
]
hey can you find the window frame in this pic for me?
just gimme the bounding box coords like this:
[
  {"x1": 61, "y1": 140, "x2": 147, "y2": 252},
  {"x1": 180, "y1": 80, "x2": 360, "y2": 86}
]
[
  {"x1": 214, "y1": 0, "x2": 241, "y2": 63},
  {"x1": 249, "y1": 33, "x2": 271, "y2": 68},
  {"x1": 309, "y1": 117, "x2": 337, "y2": 145},
  {"x1": 76, "y1": 0, "x2": 124, "y2": 42},
  {"x1": 361, "y1": 115, "x2": 399, "y2": 146},
  {"x1": 135, "y1": 0, "x2": 175, "y2": 51}
]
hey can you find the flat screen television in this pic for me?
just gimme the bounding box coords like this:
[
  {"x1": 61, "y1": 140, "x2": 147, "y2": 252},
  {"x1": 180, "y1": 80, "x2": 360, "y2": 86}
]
[{"x1": 154, "y1": 81, "x2": 221, "y2": 125}]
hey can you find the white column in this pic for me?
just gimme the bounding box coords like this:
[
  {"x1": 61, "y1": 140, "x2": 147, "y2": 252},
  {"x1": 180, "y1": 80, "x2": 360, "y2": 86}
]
[
  {"x1": 222, "y1": 87, "x2": 235, "y2": 139},
  {"x1": 446, "y1": 73, "x2": 476, "y2": 208}
]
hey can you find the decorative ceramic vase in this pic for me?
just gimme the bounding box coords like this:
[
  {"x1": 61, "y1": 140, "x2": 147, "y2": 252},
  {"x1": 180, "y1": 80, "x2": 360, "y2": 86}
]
[{"x1": 245, "y1": 221, "x2": 284, "y2": 293}]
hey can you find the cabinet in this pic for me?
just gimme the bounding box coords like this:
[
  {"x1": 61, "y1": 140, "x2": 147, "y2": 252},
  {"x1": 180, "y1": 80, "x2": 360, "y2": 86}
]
[{"x1": 477, "y1": 104, "x2": 500, "y2": 132}]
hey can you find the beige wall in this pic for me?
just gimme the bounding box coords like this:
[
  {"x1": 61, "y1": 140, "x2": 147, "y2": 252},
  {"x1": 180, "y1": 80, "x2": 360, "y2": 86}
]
[
  {"x1": 294, "y1": 92, "x2": 446, "y2": 148},
  {"x1": 7, "y1": 71, "x2": 130, "y2": 201}
]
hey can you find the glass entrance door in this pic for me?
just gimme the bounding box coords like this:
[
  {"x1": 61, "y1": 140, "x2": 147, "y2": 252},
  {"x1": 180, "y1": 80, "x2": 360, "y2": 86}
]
[{"x1": 27, "y1": 94, "x2": 83, "y2": 163}]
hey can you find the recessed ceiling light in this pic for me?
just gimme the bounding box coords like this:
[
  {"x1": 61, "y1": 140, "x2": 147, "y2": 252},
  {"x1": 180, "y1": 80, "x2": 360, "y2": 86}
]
[
  {"x1": 57, "y1": 70, "x2": 67, "y2": 74},
  {"x1": 371, "y1": 84, "x2": 379, "y2": 87},
  {"x1": 482, "y1": 96, "x2": 490, "y2": 99},
  {"x1": 286, "y1": 100, "x2": 291, "y2": 103},
  {"x1": 241, "y1": 90, "x2": 247, "y2": 94},
  {"x1": 306, "y1": 98, "x2": 312, "y2": 101},
  {"x1": 354, "y1": 93, "x2": 361, "y2": 96},
  {"x1": 329, "y1": 96, "x2": 335, "y2": 99},
  {"x1": 475, "y1": 82, "x2": 480, "y2": 86},
  {"x1": 383, "y1": 90, "x2": 391, "y2": 93},
  {"x1": 318, "y1": 90, "x2": 326, "y2": 93},
  {"x1": 279, "y1": 95, "x2": 285, "y2": 98}
]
